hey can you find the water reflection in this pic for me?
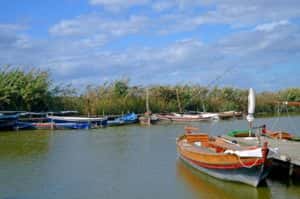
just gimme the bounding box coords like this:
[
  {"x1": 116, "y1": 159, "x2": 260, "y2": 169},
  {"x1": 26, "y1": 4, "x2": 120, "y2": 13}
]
[
  {"x1": 176, "y1": 159, "x2": 271, "y2": 199},
  {"x1": 0, "y1": 131, "x2": 50, "y2": 158}
]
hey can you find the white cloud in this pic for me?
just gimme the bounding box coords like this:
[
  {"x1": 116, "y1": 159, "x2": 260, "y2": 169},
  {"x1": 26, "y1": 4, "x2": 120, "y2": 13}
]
[
  {"x1": 2, "y1": 1, "x2": 300, "y2": 91},
  {"x1": 89, "y1": 0, "x2": 149, "y2": 11},
  {"x1": 49, "y1": 14, "x2": 149, "y2": 40},
  {"x1": 255, "y1": 20, "x2": 289, "y2": 32}
]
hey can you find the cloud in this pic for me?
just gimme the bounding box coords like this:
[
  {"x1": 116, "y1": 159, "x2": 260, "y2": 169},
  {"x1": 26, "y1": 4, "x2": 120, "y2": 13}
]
[
  {"x1": 254, "y1": 20, "x2": 289, "y2": 32},
  {"x1": 152, "y1": 0, "x2": 300, "y2": 31},
  {"x1": 89, "y1": 0, "x2": 149, "y2": 11},
  {"x1": 49, "y1": 14, "x2": 149, "y2": 44},
  {"x1": 2, "y1": 1, "x2": 300, "y2": 91}
]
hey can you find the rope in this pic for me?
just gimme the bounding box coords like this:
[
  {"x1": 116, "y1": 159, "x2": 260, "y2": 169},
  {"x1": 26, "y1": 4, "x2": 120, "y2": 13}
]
[
  {"x1": 284, "y1": 103, "x2": 298, "y2": 135},
  {"x1": 270, "y1": 103, "x2": 283, "y2": 131},
  {"x1": 184, "y1": 65, "x2": 237, "y2": 110}
]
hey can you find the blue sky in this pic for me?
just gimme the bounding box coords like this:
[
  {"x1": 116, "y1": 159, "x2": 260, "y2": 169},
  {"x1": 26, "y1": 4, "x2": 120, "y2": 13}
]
[{"x1": 0, "y1": 0, "x2": 300, "y2": 91}]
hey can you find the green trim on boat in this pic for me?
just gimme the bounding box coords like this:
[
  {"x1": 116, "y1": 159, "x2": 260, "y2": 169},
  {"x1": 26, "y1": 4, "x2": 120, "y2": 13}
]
[
  {"x1": 291, "y1": 136, "x2": 300, "y2": 141},
  {"x1": 227, "y1": 129, "x2": 250, "y2": 137}
]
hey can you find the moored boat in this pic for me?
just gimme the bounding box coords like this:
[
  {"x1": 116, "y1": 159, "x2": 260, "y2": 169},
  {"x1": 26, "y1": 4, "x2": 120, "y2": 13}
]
[
  {"x1": 139, "y1": 113, "x2": 159, "y2": 125},
  {"x1": 47, "y1": 115, "x2": 107, "y2": 129},
  {"x1": 107, "y1": 113, "x2": 138, "y2": 126},
  {"x1": 176, "y1": 127, "x2": 271, "y2": 187},
  {"x1": 157, "y1": 113, "x2": 218, "y2": 122},
  {"x1": 0, "y1": 114, "x2": 18, "y2": 130},
  {"x1": 218, "y1": 111, "x2": 243, "y2": 119},
  {"x1": 261, "y1": 125, "x2": 300, "y2": 141},
  {"x1": 227, "y1": 129, "x2": 255, "y2": 137}
]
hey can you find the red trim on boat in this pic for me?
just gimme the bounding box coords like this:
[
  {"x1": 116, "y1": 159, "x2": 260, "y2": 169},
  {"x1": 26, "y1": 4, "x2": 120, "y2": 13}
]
[{"x1": 180, "y1": 153, "x2": 264, "y2": 170}]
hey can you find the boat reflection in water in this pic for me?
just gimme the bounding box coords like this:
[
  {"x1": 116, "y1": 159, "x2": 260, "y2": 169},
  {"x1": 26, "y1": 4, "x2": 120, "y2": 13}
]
[{"x1": 176, "y1": 160, "x2": 270, "y2": 199}]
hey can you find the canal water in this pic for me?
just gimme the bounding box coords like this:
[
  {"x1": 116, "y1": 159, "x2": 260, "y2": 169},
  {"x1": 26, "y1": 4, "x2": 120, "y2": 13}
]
[{"x1": 0, "y1": 116, "x2": 300, "y2": 199}]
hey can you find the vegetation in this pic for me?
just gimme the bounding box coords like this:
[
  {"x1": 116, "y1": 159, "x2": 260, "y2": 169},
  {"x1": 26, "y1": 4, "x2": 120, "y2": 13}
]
[{"x1": 0, "y1": 67, "x2": 299, "y2": 115}]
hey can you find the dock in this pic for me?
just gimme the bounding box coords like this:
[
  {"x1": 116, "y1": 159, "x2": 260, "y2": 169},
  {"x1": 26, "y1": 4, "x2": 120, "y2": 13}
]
[{"x1": 222, "y1": 135, "x2": 300, "y2": 176}]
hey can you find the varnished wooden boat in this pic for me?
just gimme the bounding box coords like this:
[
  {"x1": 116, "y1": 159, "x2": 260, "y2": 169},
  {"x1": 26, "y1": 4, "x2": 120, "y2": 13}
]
[
  {"x1": 156, "y1": 112, "x2": 216, "y2": 122},
  {"x1": 218, "y1": 111, "x2": 243, "y2": 119},
  {"x1": 176, "y1": 127, "x2": 271, "y2": 187},
  {"x1": 261, "y1": 125, "x2": 300, "y2": 141},
  {"x1": 139, "y1": 114, "x2": 159, "y2": 125}
]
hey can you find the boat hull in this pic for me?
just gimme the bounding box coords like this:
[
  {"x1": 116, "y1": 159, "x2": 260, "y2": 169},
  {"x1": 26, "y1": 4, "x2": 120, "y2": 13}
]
[
  {"x1": 176, "y1": 130, "x2": 271, "y2": 187},
  {"x1": 179, "y1": 154, "x2": 270, "y2": 187},
  {"x1": 47, "y1": 116, "x2": 107, "y2": 129},
  {"x1": 107, "y1": 113, "x2": 138, "y2": 126},
  {"x1": 0, "y1": 115, "x2": 18, "y2": 130},
  {"x1": 14, "y1": 121, "x2": 36, "y2": 130},
  {"x1": 157, "y1": 114, "x2": 209, "y2": 122}
]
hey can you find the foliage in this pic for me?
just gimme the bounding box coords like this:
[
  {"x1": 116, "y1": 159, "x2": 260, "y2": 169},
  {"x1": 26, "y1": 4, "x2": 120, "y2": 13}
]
[{"x1": 0, "y1": 66, "x2": 299, "y2": 115}]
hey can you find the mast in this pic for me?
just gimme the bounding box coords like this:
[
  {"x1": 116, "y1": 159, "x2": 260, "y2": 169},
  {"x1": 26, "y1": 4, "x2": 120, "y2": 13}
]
[
  {"x1": 246, "y1": 88, "x2": 255, "y2": 137},
  {"x1": 145, "y1": 88, "x2": 151, "y2": 126},
  {"x1": 146, "y1": 88, "x2": 150, "y2": 113},
  {"x1": 176, "y1": 88, "x2": 183, "y2": 113}
]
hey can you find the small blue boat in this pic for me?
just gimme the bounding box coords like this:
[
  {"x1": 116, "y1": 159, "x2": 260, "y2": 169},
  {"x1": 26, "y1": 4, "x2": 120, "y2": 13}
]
[
  {"x1": 14, "y1": 112, "x2": 49, "y2": 130},
  {"x1": 0, "y1": 114, "x2": 18, "y2": 131},
  {"x1": 47, "y1": 115, "x2": 107, "y2": 129},
  {"x1": 55, "y1": 122, "x2": 91, "y2": 129},
  {"x1": 14, "y1": 121, "x2": 36, "y2": 130},
  {"x1": 107, "y1": 113, "x2": 138, "y2": 126}
]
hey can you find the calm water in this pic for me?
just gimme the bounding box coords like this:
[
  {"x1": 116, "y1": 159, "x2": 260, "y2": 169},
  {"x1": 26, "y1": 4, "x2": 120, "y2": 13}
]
[{"x1": 0, "y1": 116, "x2": 300, "y2": 199}]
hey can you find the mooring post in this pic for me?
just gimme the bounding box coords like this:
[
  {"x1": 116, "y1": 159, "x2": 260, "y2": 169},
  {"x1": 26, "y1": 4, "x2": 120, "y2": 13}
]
[{"x1": 289, "y1": 163, "x2": 294, "y2": 177}]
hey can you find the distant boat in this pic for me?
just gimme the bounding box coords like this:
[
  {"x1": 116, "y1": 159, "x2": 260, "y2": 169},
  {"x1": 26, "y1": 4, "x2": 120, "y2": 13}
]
[
  {"x1": 139, "y1": 113, "x2": 159, "y2": 125},
  {"x1": 218, "y1": 111, "x2": 243, "y2": 119},
  {"x1": 261, "y1": 125, "x2": 300, "y2": 141},
  {"x1": 227, "y1": 129, "x2": 255, "y2": 138},
  {"x1": 54, "y1": 122, "x2": 91, "y2": 130},
  {"x1": 14, "y1": 112, "x2": 49, "y2": 130},
  {"x1": 14, "y1": 121, "x2": 36, "y2": 130},
  {"x1": 176, "y1": 127, "x2": 271, "y2": 187},
  {"x1": 107, "y1": 113, "x2": 138, "y2": 126},
  {"x1": 0, "y1": 114, "x2": 18, "y2": 130},
  {"x1": 156, "y1": 112, "x2": 218, "y2": 122},
  {"x1": 47, "y1": 115, "x2": 107, "y2": 129}
]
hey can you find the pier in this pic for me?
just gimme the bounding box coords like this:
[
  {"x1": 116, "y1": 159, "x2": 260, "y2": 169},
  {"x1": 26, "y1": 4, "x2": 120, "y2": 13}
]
[{"x1": 222, "y1": 135, "x2": 300, "y2": 176}]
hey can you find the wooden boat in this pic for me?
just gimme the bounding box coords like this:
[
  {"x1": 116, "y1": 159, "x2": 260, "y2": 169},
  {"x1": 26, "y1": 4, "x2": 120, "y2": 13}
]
[
  {"x1": 139, "y1": 113, "x2": 159, "y2": 125},
  {"x1": 107, "y1": 113, "x2": 138, "y2": 126},
  {"x1": 156, "y1": 112, "x2": 216, "y2": 122},
  {"x1": 261, "y1": 125, "x2": 300, "y2": 141},
  {"x1": 176, "y1": 127, "x2": 271, "y2": 187},
  {"x1": 218, "y1": 111, "x2": 243, "y2": 119},
  {"x1": 227, "y1": 129, "x2": 254, "y2": 137},
  {"x1": 0, "y1": 114, "x2": 18, "y2": 130}
]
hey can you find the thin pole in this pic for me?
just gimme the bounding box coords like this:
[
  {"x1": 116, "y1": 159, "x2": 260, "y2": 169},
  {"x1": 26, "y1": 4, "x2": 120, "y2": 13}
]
[
  {"x1": 248, "y1": 121, "x2": 252, "y2": 137},
  {"x1": 146, "y1": 88, "x2": 150, "y2": 113},
  {"x1": 176, "y1": 88, "x2": 182, "y2": 113},
  {"x1": 146, "y1": 88, "x2": 151, "y2": 126}
]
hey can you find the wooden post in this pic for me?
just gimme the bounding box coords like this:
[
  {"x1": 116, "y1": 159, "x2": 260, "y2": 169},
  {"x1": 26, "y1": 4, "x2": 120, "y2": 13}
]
[
  {"x1": 289, "y1": 163, "x2": 294, "y2": 176},
  {"x1": 248, "y1": 121, "x2": 252, "y2": 137}
]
